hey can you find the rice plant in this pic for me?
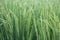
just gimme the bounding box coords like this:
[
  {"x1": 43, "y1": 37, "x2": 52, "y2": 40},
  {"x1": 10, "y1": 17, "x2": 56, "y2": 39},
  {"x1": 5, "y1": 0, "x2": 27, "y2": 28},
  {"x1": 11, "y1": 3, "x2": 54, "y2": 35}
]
[{"x1": 0, "y1": 0, "x2": 60, "y2": 40}]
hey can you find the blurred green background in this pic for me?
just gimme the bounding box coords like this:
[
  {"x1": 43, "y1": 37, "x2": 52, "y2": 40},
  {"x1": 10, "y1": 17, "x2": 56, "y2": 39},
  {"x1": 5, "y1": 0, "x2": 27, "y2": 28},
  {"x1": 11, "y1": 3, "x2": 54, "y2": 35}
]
[{"x1": 0, "y1": 0, "x2": 60, "y2": 40}]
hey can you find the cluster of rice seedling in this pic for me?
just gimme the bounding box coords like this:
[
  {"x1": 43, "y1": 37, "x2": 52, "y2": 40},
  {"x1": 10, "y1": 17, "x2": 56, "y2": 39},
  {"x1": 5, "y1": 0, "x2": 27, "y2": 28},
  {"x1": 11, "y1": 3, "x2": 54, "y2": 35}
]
[{"x1": 0, "y1": 0, "x2": 60, "y2": 40}]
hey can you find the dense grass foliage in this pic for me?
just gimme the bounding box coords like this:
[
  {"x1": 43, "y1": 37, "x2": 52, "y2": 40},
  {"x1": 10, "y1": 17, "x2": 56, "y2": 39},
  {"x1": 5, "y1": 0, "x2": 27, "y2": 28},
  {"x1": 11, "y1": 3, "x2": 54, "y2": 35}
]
[{"x1": 0, "y1": 0, "x2": 60, "y2": 40}]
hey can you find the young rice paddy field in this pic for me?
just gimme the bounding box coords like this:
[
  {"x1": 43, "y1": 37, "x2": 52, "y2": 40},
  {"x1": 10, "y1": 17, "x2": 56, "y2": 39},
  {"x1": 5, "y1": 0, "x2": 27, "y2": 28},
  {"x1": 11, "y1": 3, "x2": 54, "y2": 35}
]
[{"x1": 0, "y1": 0, "x2": 60, "y2": 40}]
